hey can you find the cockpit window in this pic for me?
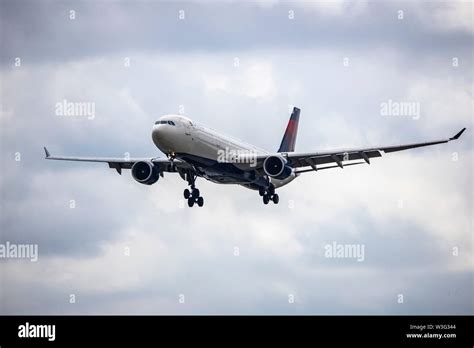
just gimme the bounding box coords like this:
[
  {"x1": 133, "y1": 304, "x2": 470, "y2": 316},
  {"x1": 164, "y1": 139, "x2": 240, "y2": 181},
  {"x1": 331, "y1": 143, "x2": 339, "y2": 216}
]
[{"x1": 155, "y1": 120, "x2": 176, "y2": 125}]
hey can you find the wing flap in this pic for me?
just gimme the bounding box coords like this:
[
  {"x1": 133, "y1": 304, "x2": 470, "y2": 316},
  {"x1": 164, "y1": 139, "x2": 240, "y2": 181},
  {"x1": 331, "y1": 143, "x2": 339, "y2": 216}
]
[
  {"x1": 291, "y1": 150, "x2": 381, "y2": 167},
  {"x1": 295, "y1": 161, "x2": 366, "y2": 174}
]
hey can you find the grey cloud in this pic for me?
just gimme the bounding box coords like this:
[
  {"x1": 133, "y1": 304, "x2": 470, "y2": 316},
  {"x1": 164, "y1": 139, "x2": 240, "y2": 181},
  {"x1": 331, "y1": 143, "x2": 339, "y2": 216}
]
[{"x1": 1, "y1": 1, "x2": 472, "y2": 65}]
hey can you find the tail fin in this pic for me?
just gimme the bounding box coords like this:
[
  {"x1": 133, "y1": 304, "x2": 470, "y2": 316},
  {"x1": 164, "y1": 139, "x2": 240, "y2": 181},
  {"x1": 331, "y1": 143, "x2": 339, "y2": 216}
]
[{"x1": 277, "y1": 107, "x2": 300, "y2": 152}]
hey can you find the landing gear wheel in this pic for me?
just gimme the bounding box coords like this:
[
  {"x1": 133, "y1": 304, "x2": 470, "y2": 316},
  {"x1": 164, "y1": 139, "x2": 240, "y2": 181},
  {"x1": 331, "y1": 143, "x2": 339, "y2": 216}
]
[
  {"x1": 272, "y1": 193, "x2": 279, "y2": 204},
  {"x1": 192, "y1": 188, "x2": 200, "y2": 198},
  {"x1": 268, "y1": 184, "x2": 275, "y2": 195},
  {"x1": 184, "y1": 188, "x2": 190, "y2": 199},
  {"x1": 197, "y1": 196, "x2": 204, "y2": 207},
  {"x1": 259, "y1": 187, "x2": 265, "y2": 196},
  {"x1": 263, "y1": 195, "x2": 270, "y2": 205},
  {"x1": 187, "y1": 197, "x2": 195, "y2": 207}
]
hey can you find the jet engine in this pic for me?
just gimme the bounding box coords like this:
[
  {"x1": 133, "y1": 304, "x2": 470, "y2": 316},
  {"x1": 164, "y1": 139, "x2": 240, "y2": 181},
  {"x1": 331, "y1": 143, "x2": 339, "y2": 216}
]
[
  {"x1": 263, "y1": 155, "x2": 293, "y2": 180},
  {"x1": 131, "y1": 161, "x2": 160, "y2": 185}
]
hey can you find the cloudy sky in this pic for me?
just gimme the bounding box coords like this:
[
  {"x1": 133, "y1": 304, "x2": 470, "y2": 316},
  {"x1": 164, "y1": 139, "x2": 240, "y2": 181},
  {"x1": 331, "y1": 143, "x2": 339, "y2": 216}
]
[{"x1": 0, "y1": 0, "x2": 472, "y2": 314}]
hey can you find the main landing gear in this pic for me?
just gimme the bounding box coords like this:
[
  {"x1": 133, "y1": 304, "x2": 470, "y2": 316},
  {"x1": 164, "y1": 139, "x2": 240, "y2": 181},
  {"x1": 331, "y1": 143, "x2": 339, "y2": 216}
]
[
  {"x1": 183, "y1": 173, "x2": 204, "y2": 207},
  {"x1": 259, "y1": 183, "x2": 279, "y2": 205},
  {"x1": 184, "y1": 187, "x2": 204, "y2": 207}
]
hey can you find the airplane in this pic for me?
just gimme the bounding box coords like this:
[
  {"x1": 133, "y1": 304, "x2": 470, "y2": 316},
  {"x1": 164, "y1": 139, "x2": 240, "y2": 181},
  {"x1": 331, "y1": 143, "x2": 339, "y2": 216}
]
[{"x1": 44, "y1": 107, "x2": 466, "y2": 207}]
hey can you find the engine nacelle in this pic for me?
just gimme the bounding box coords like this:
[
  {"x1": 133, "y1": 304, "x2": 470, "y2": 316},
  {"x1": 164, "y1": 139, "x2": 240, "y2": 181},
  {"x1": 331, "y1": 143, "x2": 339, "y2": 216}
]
[
  {"x1": 263, "y1": 155, "x2": 293, "y2": 180},
  {"x1": 131, "y1": 161, "x2": 160, "y2": 185}
]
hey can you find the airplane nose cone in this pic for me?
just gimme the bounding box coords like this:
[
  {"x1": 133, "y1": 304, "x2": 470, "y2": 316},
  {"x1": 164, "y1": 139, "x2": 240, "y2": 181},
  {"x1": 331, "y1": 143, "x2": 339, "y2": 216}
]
[
  {"x1": 152, "y1": 125, "x2": 172, "y2": 152},
  {"x1": 152, "y1": 125, "x2": 161, "y2": 136},
  {"x1": 152, "y1": 125, "x2": 164, "y2": 142}
]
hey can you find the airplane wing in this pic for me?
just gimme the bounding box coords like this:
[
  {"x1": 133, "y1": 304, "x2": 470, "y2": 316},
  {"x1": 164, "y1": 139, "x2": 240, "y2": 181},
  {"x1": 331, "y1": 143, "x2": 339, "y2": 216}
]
[
  {"x1": 43, "y1": 147, "x2": 192, "y2": 174},
  {"x1": 263, "y1": 128, "x2": 466, "y2": 173}
]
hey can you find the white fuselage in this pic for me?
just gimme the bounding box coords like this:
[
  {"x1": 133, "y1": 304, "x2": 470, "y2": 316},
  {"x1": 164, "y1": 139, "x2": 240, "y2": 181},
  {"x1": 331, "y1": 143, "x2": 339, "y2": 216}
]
[{"x1": 151, "y1": 114, "x2": 296, "y2": 189}]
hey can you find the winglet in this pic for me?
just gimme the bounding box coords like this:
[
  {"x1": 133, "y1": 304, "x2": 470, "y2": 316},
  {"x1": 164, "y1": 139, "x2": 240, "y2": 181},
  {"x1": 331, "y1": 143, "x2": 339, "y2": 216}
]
[
  {"x1": 450, "y1": 128, "x2": 466, "y2": 141},
  {"x1": 44, "y1": 147, "x2": 50, "y2": 158}
]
